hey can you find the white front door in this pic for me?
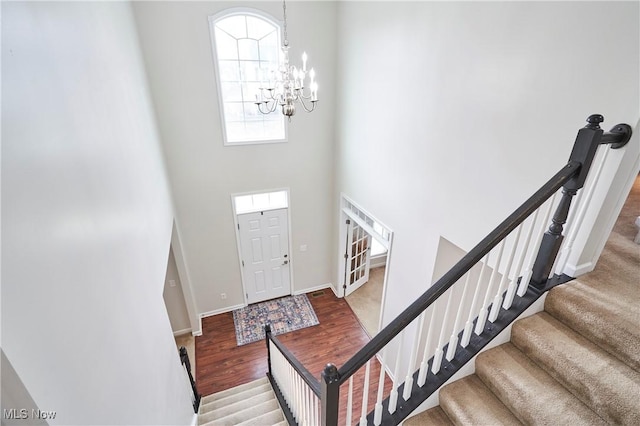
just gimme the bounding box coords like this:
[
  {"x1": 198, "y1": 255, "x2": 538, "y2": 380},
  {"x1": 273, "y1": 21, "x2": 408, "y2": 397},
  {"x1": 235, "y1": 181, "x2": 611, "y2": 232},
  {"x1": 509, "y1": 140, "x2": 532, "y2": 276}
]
[
  {"x1": 344, "y1": 219, "x2": 372, "y2": 296},
  {"x1": 238, "y1": 208, "x2": 291, "y2": 304}
]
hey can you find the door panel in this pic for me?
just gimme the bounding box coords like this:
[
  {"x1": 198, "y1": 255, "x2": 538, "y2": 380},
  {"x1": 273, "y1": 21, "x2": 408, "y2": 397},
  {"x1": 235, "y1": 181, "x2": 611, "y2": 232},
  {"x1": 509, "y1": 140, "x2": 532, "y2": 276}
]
[
  {"x1": 238, "y1": 208, "x2": 291, "y2": 304},
  {"x1": 345, "y1": 220, "x2": 372, "y2": 296}
]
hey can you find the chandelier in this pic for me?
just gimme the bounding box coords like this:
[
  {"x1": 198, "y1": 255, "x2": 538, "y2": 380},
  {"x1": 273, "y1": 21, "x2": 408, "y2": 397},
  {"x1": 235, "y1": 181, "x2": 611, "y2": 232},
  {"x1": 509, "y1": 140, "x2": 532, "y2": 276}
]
[{"x1": 255, "y1": 0, "x2": 318, "y2": 120}]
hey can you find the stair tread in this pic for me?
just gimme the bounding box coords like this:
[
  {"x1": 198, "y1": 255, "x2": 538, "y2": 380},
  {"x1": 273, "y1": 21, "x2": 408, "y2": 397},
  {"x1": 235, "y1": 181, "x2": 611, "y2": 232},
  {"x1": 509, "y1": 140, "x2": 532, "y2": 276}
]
[
  {"x1": 512, "y1": 311, "x2": 640, "y2": 425},
  {"x1": 234, "y1": 408, "x2": 284, "y2": 426},
  {"x1": 545, "y1": 258, "x2": 640, "y2": 371},
  {"x1": 201, "y1": 377, "x2": 269, "y2": 405},
  {"x1": 440, "y1": 374, "x2": 521, "y2": 425},
  {"x1": 201, "y1": 398, "x2": 280, "y2": 426},
  {"x1": 404, "y1": 406, "x2": 452, "y2": 425},
  {"x1": 476, "y1": 343, "x2": 606, "y2": 425},
  {"x1": 200, "y1": 382, "x2": 273, "y2": 414},
  {"x1": 199, "y1": 387, "x2": 276, "y2": 422}
]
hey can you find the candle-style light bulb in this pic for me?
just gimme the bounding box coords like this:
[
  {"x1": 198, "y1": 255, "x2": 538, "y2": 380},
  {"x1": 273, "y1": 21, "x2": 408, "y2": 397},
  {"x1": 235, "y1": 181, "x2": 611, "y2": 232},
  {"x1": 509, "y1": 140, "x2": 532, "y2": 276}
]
[
  {"x1": 302, "y1": 52, "x2": 308, "y2": 71},
  {"x1": 309, "y1": 68, "x2": 315, "y2": 83}
]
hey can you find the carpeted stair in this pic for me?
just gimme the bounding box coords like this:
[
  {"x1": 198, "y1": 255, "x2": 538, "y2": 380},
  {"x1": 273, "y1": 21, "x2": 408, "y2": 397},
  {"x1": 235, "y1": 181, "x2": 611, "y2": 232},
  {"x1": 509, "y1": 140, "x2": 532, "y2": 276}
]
[
  {"x1": 406, "y1": 279, "x2": 640, "y2": 425},
  {"x1": 197, "y1": 377, "x2": 287, "y2": 426},
  {"x1": 406, "y1": 178, "x2": 640, "y2": 425}
]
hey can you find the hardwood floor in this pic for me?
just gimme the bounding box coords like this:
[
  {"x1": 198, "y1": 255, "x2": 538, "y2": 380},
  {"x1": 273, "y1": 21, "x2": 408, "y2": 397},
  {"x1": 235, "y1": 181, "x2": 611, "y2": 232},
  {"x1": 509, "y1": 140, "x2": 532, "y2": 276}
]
[{"x1": 195, "y1": 289, "x2": 392, "y2": 424}]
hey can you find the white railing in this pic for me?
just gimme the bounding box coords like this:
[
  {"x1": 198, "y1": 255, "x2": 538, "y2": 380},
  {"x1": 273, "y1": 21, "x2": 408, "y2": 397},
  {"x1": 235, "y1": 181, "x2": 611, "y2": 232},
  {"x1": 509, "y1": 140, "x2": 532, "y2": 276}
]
[
  {"x1": 337, "y1": 191, "x2": 565, "y2": 425},
  {"x1": 260, "y1": 116, "x2": 632, "y2": 425},
  {"x1": 269, "y1": 338, "x2": 321, "y2": 425}
]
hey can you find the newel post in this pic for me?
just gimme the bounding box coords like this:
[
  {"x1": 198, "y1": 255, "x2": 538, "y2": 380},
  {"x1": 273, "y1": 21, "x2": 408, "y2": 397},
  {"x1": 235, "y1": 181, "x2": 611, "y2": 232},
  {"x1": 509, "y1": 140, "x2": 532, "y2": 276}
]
[
  {"x1": 531, "y1": 114, "x2": 605, "y2": 285},
  {"x1": 321, "y1": 363, "x2": 340, "y2": 426}
]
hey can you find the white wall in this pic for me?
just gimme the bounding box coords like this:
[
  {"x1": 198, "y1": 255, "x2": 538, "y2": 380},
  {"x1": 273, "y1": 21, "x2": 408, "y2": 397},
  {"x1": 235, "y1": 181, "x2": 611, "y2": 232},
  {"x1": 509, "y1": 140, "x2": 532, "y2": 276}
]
[
  {"x1": 163, "y1": 246, "x2": 192, "y2": 334},
  {"x1": 2, "y1": 2, "x2": 194, "y2": 424},
  {"x1": 132, "y1": 1, "x2": 338, "y2": 316},
  {"x1": 335, "y1": 1, "x2": 639, "y2": 330}
]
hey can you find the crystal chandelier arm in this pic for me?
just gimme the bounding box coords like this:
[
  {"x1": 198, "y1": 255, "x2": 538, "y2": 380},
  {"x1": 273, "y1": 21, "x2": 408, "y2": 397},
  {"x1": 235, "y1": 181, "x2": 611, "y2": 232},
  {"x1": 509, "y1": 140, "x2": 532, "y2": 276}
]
[
  {"x1": 297, "y1": 89, "x2": 314, "y2": 100},
  {"x1": 256, "y1": 99, "x2": 280, "y2": 114},
  {"x1": 297, "y1": 95, "x2": 317, "y2": 113}
]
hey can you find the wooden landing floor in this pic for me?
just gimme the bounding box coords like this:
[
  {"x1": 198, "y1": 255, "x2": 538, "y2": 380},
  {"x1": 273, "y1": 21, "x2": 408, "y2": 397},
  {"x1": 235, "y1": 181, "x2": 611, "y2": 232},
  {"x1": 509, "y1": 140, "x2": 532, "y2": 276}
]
[{"x1": 195, "y1": 289, "x2": 392, "y2": 424}]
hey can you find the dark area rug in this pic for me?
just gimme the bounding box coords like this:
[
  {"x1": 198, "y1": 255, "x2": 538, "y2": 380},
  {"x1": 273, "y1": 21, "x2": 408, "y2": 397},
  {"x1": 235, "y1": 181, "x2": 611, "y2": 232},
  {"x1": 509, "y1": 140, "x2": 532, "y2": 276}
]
[{"x1": 232, "y1": 294, "x2": 319, "y2": 346}]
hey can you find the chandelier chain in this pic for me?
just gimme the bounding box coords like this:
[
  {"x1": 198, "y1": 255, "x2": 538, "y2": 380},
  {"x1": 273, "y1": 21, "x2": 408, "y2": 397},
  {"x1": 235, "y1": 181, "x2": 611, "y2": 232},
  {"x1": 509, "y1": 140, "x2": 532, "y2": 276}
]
[{"x1": 282, "y1": 0, "x2": 288, "y2": 46}]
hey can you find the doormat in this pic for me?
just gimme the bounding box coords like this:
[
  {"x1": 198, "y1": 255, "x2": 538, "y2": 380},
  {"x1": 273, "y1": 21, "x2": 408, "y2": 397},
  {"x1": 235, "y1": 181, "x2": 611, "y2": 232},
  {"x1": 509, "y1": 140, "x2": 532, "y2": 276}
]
[{"x1": 232, "y1": 294, "x2": 320, "y2": 346}]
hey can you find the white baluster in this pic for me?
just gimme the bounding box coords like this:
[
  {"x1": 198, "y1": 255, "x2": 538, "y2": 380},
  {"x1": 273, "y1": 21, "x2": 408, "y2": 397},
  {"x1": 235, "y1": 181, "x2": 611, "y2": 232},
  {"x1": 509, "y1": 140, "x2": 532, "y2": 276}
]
[
  {"x1": 374, "y1": 349, "x2": 386, "y2": 426},
  {"x1": 308, "y1": 386, "x2": 313, "y2": 426},
  {"x1": 432, "y1": 288, "x2": 454, "y2": 374},
  {"x1": 555, "y1": 147, "x2": 608, "y2": 275},
  {"x1": 289, "y1": 364, "x2": 295, "y2": 418},
  {"x1": 388, "y1": 333, "x2": 404, "y2": 413},
  {"x1": 517, "y1": 192, "x2": 558, "y2": 297},
  {"x1": 446, "y1": 273, "x2": 471, "y2": 361},
  {"x1": 417, "y1": 306, "x2": 436, "y2": 386},
  {"x1": 292, "y1": 368, "x2": 302, "y2": 423},
  {"x1": 489, "y1": 225, "x2": 522, "y2": 322},
  {"x1": 461, "y1": 255, "x2": 489, "y2": 347},
  {"x1": 298, "y1": 374, "x2": 303, "y2": 422},
  {"x1": 304, "y1": 380, "x2": 309, "y2": 426},
  {"x1": 403, "y1": 312, "x2": 425, "y2": 400},
  {"x1": 359, "y1": 360, "x2": 371, "y2": 426},
  {"x1": 303, "y1": 381, "x2": 309, "y2": 426},
  {"x1": 346, "y1": 376, "x2": 353, "y2": 426},
  {"x1": 503, "y1": 212, "x2": 538, "y2": 309},
  {"x1": 475, "y1": 240, "x2": 505, "y2": 335}
]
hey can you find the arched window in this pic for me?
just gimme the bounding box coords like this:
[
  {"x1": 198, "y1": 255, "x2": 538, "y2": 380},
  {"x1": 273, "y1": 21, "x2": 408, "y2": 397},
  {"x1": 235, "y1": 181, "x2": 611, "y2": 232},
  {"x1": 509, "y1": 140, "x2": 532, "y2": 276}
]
[{"x1": 209, "y1": 10, "x2": 286, "y2": 145}]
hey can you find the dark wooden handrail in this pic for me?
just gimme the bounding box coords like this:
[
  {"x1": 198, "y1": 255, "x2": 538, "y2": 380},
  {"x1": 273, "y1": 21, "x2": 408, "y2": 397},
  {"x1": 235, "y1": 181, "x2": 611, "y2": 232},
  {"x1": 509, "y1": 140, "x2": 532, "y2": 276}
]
[
  {"x1": 261, "y1": 115, "x2": 632, "y2": 426},
  {"x1": 336, "y1": 161, "x2": 579, "y2": 381},
  {"x1": 179, "y1": 346, "x2": 201, "y2": 413},
  {"x1": 337, "y1": 116, "x2": 632, "y2": 382},
  {"x1": 266, "y1": 325, "x2": 322, "y2": 396}
]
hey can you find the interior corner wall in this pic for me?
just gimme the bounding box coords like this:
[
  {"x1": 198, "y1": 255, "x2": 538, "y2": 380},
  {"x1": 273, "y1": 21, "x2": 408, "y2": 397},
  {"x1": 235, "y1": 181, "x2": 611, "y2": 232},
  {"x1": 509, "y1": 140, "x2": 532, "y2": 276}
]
[
  {"x1": 163, "y1": 246, "x2": 192, "y2": 334},
  {"x1": 1, "y1": 2, "x2": 194, "y2": 424},
  {"x1": 131, "y1": 1, "x2": 338, "y2": 315},
  {"x1": 334, "y1": 1, "x2": 639, "y2": 330}
]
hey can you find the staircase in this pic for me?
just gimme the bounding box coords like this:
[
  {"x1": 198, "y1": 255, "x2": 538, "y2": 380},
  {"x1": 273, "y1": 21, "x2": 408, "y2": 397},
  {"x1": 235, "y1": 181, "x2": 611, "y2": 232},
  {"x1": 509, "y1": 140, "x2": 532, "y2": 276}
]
[
  {"x1": 406, "y1": 183, "x2": 640, "y2": 425},
  {"x1": 197, "y1": 377, "x2": 287, "y2": 426},
  {"x1": 189, "y1": 116, "x2": 636, "y2": 426}
]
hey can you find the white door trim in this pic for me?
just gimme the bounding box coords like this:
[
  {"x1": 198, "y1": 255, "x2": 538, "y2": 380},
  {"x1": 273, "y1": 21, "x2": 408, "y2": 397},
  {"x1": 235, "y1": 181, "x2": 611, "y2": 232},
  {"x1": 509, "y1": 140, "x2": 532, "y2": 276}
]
[
  {"x1": 231, "y1": 188, "x2": 294, "y2": 306},
  {"x1": 338, "y1": 194, "x2": 394, "y2": 334}
]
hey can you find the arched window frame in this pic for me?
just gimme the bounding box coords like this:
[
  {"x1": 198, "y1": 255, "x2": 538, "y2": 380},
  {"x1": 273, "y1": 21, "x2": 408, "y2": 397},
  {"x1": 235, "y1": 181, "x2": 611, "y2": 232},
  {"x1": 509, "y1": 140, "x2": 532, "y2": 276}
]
[{"x1": 208, "y1": 8, "x2": 288, "y2": 146}]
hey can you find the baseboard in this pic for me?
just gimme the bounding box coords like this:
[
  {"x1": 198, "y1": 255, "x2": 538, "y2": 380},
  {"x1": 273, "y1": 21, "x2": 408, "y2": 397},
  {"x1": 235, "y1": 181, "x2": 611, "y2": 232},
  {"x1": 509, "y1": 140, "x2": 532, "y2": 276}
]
[
  {"x1": 192, "y1": 329, "x2": 202, "y2": 337},
  {"x1": 173, "y1": 328, "x2": 192, "y2": 337},
  {"x1": 199, "y1": 303, "x2": 245, "y2": 319},
  {"x1": 293, "y1": 283, "x2": 333, "y2": 296},
  {"x1": 370, "y1": 255, "x2": 387, "y2": 269},
  {"x1": 563, "y1": 260, "x2": 594, "y2": 277},
  {"x1": 328, "y1": 284, "x2": 340, "y2": 298},
  {"x1": 190, "y1": 413, "x2": 198, "y2": 426}
]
